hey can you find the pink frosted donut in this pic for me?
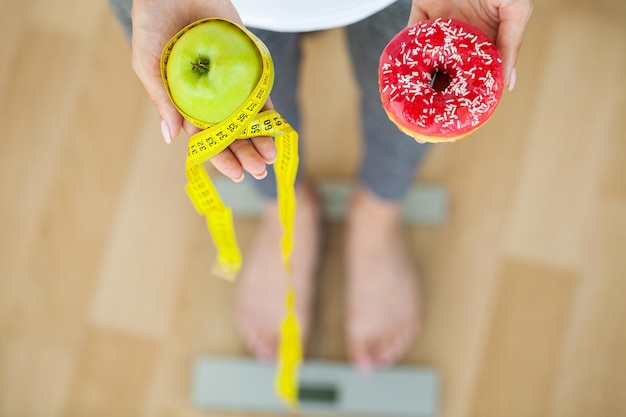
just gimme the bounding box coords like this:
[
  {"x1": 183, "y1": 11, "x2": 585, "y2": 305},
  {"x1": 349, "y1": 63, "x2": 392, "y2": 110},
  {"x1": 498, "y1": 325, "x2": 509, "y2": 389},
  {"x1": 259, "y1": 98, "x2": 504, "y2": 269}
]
[{"x1": 379, "y1": 18, "x2": 504, "y2": 142}]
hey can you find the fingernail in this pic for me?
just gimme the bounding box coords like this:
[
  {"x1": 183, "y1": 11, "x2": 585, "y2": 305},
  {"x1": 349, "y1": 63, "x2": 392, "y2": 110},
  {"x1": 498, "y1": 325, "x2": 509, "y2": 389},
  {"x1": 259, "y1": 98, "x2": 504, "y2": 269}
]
[
  {"x1": 252, "y1": 170, "x2": 267, "y2": 180},
  {"x1": 265, "y1": 155, "x2": 277, "y2": 164},
  {"x1": 508, "y1": 67, "x2": 517, "y2": 91},
  {"x1": 161, "y1": 120, "x2": 171, "y2": 144},
  {"x1": 233, "y1": 173, "x2": 245, "y2": 183}
]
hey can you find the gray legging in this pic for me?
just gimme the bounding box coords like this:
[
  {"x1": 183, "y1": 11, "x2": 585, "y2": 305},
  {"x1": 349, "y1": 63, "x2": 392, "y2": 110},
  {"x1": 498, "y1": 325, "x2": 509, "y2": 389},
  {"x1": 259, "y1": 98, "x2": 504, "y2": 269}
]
[{"x1": 109, "y1": 0, "x2": 429, "y2": 201}]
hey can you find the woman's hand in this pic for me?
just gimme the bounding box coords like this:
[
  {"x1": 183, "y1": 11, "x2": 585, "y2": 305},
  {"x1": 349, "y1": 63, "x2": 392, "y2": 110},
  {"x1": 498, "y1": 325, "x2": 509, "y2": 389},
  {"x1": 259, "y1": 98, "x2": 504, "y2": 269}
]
[
  {"x1": 409, "y1": 0, "x2": 533, "y2": 90},
  {"x1": 131, "y1": 0, "x2": 276, "y2": 181}
]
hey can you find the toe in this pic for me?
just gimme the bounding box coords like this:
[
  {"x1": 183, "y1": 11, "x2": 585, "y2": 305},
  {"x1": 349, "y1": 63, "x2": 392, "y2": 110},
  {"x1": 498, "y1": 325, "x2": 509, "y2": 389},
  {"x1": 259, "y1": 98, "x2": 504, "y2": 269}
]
[
  {"x1": 249, "y1": 326, "x2": 277, "y2": 362},
  {"x1": 237, "y1": 312, "x2": 276, "y2": 361},
  {"x1": 378, "y1": 319, "x2": 418, "y2": 366},
  {"x1": 350, "y1": 338, "x2": 376, "y2": 372},
  {"x1": 355, "y1": 318, "x2": 416, "y2": 369},
  {"x1": 377, "y1": 330, "x2": 409, "y2": 367}
]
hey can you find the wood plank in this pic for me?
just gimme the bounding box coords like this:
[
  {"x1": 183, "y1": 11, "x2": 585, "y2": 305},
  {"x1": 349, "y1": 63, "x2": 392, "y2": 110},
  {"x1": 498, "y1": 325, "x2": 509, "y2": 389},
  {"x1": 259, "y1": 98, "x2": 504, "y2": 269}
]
[
  {"x1": 1, "y1": 7, "x2": 146, "y2": 344},
  {"x1": 26, "y1": 0, "x2": 103, "y2": 37},
  {"x1": 300, "y1": 29, "x2": 361, "y2": 180},
  {"x1": 0, "y1": 27, "x2": 84, "y2": 291},
  {"x1": 0, "y1": 340, "x2": 75, "y2": 417},
  {"x1": 599, "y1": 90, "x2": 626, "y2": 199},
  {"x1": 0, "y1": 11, "x2": 151, "y2": 417},
  {"x1": 142, "y1": 219, "x2": 253, "y2": 416},
  {"x1": 0, "y1": 20, "x2": 97, "y2": 359},
  {"x1": 470, "y1": 259, "x2": 577, "y2": 417},
  {"x1": 0, "y1": 0, "x2": 25, "y2": 108},
  {"x1": 311, "y1": 223, "x2": 348, "y2": 360},
  {"x1": 88, "y1": 105, "x2": 199, "y2": 339},
  {"x1": 549, "y1": 198, "x2": 626, "y2": 416},
  {"x1": 82, "y1": 4, "x2": 190, "y2": 341},
  {"x1": 64, "y1": 326, "x2": 158, "y2": 417},
  {"x1": 504, "y1": 12, "x2": 625, "y2": 268},
  {"x1": 0, "y1": 340, "x2": 28, "y2": 416}
]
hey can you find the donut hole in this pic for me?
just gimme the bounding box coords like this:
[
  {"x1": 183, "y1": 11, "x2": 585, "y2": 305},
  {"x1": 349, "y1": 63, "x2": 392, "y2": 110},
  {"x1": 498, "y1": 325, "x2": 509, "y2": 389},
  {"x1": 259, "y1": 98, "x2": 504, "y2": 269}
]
[{"x1": 430, "y1": 69, "x2": 452, "y2": 93}]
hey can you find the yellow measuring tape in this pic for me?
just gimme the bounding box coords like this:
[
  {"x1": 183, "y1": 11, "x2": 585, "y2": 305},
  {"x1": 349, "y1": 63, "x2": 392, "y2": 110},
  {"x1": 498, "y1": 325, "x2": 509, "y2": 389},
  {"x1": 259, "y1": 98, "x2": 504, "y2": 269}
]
[{"x1": 161, "y1": 18, "x2": 301, "y2": 406}]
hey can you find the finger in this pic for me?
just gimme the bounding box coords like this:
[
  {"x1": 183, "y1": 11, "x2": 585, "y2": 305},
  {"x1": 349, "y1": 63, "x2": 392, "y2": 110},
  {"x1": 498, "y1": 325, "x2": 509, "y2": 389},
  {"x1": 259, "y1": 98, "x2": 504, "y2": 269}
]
[
  {"x1": 131, "y1": 46, "x2": 183, "y2": 143},
  {"x1": 407, "y1": 3, "x2": 429, "y2": 26},
  {"x1": 189, "y1": 121, "x2": 265, "y2": 181},
  {"x1": 210, "y1": 148, "x2": 245, "y2": 182},
  {"x1": 182, "y1": 119, "x2": 201, "y2": 136},
  {"x1": 198, "y1": 93, "x2": 276, "y2": 180},
  {"x1": 263, "y1": 96, "x2": 276, "y2": 112},
  {"x1": 229, "y1": 139, "x2": 269, "y2": 179},
  {"x1": 250, "y1": 136, "x2": 277, "y2": 164},
  {"x1": 206, "y1": 137, "x2": 271, "y2": 182},
  {"x1": 250, "y1": 97, "x2": 277, "y2": 164},
  {"x1": 496, "y1": 0, "x2": 533, "y2": 89}
]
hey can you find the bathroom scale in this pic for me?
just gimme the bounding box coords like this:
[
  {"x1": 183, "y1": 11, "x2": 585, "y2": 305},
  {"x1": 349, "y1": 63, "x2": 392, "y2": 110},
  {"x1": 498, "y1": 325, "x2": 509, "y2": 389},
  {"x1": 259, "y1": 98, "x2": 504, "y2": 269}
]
[
  {"x1": 213, "y1": 177, "x2": 448, "y2": 225},
  {"x1": 198, "y1": 180, "x2": 445, "y2": 415},
  {"x1": 191, "y1": 356, "x2": 440, "y2": 416}
]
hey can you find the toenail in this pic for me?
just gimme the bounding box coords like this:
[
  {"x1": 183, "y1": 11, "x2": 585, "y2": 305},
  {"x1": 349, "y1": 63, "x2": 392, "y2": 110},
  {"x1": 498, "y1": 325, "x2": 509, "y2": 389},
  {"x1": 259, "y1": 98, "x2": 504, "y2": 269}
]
[{"x1": 354, "y1": 356, "x2": 374, "y2": 373}]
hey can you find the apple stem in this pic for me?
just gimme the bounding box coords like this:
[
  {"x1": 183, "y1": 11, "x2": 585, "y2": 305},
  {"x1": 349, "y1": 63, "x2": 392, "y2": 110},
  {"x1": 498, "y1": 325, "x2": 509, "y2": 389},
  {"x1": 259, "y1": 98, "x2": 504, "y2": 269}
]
[{"x1": 190, "y1": 56, "x2": 210, "y2": 75}]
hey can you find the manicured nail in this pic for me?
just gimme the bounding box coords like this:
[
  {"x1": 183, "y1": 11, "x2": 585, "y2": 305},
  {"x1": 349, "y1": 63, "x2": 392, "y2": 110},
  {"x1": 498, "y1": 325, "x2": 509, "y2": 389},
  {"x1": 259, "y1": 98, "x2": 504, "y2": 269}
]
[
  {"x1": 508, "y1": 67, "x2": 517, "y2": 91},
  {"x1": 252, "y1": 170, "x2": 267, "y2": 180},
  {"x1": 161, "y1": 120, "x2": 171, "y2": 144},
  {"x1": 233, "y1": 173, "x2": 245, "y2": 183}
]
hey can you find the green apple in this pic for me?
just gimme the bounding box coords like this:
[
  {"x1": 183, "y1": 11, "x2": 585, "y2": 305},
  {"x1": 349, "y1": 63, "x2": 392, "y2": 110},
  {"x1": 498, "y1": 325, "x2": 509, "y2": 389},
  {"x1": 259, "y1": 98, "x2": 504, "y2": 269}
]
[{"x1": 166, "y1": 20, "x2": 263, "y2": 125}]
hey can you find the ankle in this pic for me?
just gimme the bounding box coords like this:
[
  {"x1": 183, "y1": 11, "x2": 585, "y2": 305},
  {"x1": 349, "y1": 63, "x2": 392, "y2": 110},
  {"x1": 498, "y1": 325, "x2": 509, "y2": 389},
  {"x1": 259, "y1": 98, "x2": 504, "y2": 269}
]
[
  {"x1": 259, "y1": 182, "x2": 320, "y2": 217},
  {"x1": 348, "y1": 187, "x2": 403, "y2": 230}
]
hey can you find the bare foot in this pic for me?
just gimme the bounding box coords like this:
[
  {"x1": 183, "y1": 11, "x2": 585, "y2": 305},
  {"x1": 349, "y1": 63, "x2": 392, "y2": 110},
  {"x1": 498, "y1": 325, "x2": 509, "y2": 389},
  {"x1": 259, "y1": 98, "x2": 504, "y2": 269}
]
[
  {"x1": 345, "y1": 187, "x2": 421, "y2": 370},
  {"x1": 236, "y1": 184, "x2": 321, "y2": 361}
]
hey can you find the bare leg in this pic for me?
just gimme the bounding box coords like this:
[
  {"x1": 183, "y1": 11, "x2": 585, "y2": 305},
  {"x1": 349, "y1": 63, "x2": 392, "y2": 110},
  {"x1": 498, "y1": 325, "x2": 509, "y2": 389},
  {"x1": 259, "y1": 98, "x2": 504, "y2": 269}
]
[
  {"x1": 235, "y1": 184, "x2": 321, "y2": 360},
  {"x1": 345, "y1": 187, "x2": 422, "y2": 370}
]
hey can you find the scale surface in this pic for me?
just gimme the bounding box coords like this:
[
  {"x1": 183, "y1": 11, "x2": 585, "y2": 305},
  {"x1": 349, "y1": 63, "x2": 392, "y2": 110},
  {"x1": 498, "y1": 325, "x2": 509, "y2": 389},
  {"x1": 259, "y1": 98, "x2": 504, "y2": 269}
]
[
  {"x1": 213, "y1": 178, "x2": 448, "y2": 225},
  {"x1": 191, "y1": 356, "x2": 440, "y2": 416}
]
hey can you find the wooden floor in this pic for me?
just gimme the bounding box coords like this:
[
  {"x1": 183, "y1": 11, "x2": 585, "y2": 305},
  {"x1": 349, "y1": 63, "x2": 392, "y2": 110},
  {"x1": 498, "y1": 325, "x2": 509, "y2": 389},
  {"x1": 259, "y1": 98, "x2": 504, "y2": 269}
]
[{"x1": 1, "y1": 0, "x2": 625, "y2": 416}]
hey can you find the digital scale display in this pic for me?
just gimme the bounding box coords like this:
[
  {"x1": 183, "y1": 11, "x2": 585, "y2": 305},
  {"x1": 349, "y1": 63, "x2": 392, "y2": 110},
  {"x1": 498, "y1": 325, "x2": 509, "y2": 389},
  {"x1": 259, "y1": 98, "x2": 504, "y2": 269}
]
[
  {"x1": 192, "y1": 357, "x2": 439, "y2": 416},
  {"x1": 298, "y1": 383, "x2": 338, "y2": 404}
]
